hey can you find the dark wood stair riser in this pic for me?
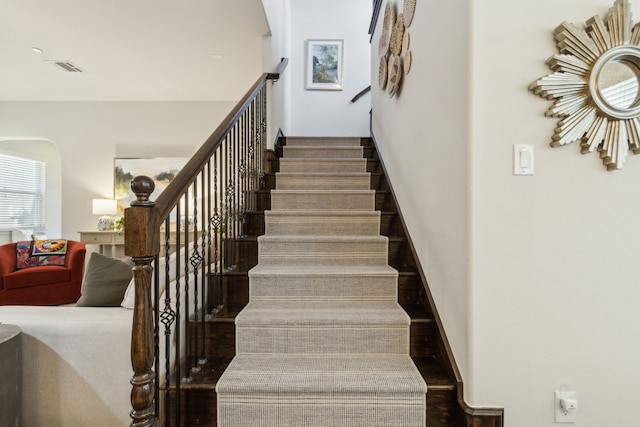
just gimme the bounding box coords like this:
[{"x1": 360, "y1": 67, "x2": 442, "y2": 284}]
[
  {"x1": 244, "y1": 211, "x2": 265, "y2": 236},
  {"x1": 168, "y1": 389, "x2": 217, "y2": 427},
  {"x1": 191, "y1": 320, "x2": 236, "y2": 358},
  {"x1": 228, "y1": 237, "x2": 258, "y2": 272},
  {"x1": 209, "y1": 273, "x2": 249, "y2": 306},
  {"x1": 367, "y1": 159, "x2": 383, "y2": 173},
  {"x1": 427, "y1": 390, "x2": 458, "y2": 426},
  {"x1": 380, "y1": 212, "x2": 403, "y2": 236},
  {"x1": 388, "y1": 238, "x2": 414, "y2": 270},
  {"x1": 363, "y1": 146, "x2": 379, "y2": 160},
  {"x1": 266, "y1": 153, "x2": 279, "y2": 174},
  {"x1": 398, "y1": 272, "x2": 421, "y2": 305},
  {"x1": 370, "y1": 174, "x2": 390, "y2": 192},
  {"x1": 410, "y1": 321, "x2": 436, "y2": 357},
  {"x1": 255, "y1": 190, "x2": 271, "y2": 211},
  {"x1": 375, "y1": 191, "x2": 394, "y2": 211},
  {"x1": 263, "y1": 173, "x2": 276, "y2": 190}
]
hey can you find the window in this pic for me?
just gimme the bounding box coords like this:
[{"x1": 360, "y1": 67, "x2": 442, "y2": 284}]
[{"x1": 0, "y1": 153, "x2": 46, "y2": 230}]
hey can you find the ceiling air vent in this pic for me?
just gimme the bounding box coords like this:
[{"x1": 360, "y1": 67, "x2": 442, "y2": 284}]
[{"x1": 48, "y1": 60, "x2": 84, "y2": 73}]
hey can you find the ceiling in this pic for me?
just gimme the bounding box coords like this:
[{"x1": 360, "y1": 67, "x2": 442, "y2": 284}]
[{"x1": 0, "y1": 0, "x2": 270, "y2": 101}]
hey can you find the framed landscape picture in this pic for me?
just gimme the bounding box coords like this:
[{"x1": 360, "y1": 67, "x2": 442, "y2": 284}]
[
  {"x1": 306, "y1": 39, "x2": 343, "y2": 90},
  {"x1": 114, "y1": 157, "x2": 188, "y2": 212}
]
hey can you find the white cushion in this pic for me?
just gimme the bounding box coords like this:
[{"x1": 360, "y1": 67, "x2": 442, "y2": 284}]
[
  {"x1": 11, "y1": 229, "x2": 33, "y2": 242},
  {"x1": 121, "y1": 243, "x2": 204, "y2": 309}
]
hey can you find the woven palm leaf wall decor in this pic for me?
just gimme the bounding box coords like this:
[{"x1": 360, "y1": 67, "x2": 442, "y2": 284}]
[{"x1": 378, "y1": 0, "x2": 416, "y2": 98}]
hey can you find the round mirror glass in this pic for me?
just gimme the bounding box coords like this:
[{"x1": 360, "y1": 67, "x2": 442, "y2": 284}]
[{"x1": 597, "y1": 60, "x2": 640, "y2": 109}]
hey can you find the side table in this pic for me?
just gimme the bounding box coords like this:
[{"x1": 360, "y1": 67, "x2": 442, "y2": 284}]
[
  {"x1": 78, "y1": 230, "x2": 125, "y2": 259},
  {"x1": 0, "y1": 324, "x2": 21, "y2": 427}
]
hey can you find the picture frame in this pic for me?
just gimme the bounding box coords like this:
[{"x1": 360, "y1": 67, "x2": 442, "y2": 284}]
[
  {"x1": 305, "y1": 39, "x2": 344, "y2": 90},
  {"x1": 114, "y1": 157, "x2": 189, "y2": 212}
]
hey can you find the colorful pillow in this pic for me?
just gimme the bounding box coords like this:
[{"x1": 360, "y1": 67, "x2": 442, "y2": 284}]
[{"x1": 16, "y1": 239, "x2": 67, "y2": 269}]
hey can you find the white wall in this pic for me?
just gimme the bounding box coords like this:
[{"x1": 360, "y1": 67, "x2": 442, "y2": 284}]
[
  {"x1": 0, "y1": 101, "x2": 234, "y2": 240},
  {"x1": 470, "y1": 1, "x2": 640, "y2": 425},
  {"x1": 373, "y1": 0, "x2": 640, "y2": 426},
  {"x1": 371, "y1": 0, "x2": 471, "y2": 399},
  {"x1": 261, "y1": 0, "x2": 292, "y2": 146},
  {"x1": 289, "y1": 0, "x2": 371, "y2": 136}
]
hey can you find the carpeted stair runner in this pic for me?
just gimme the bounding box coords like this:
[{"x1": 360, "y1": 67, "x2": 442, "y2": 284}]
[{"x1": 216, "y1": 136, "x2": 427, "y2": 426}]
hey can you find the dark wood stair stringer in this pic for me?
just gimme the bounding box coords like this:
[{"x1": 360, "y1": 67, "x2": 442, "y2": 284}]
[
  {"x1": 164, "y1": 136, "x2": 503, "y2": 427},
  {"x1": 362, "y1": 136, "x2": 504, "y2": 427}
]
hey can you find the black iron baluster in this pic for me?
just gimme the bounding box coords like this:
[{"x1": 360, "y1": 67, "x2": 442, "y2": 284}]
[
  {"x1": 210, "y1": 151, "x2": 222, "y2": 314},
  {"x1": 248, "y1": 100, "x2": 254, "y2": 211},
  {"x1": 200, "y1": 159, "x2": 211, "y2": 360},
  {"x1": 240, "y1": 109, "x2": 247, "y2": 237},
  {"x1": 232, "y1": 121, "x2": 239, "y2": 268},
  {"x1": 159, "y1": 219, "x2": 175, "y2": 425},
  {"x1": 190, "y1": 180, "x2": 202, "y2": 374},
  {"x1": 261, "y1": 87, "x2": 267, "y2": 176},
  {"x1": 226, "y1": 132, "x2": 235, "y2": 271},
  {"x1": 181, "y1": 193, "x2": 193, "y2": 384},
  {"x1": 172, "y1": 216, "x2": 182, "y2": 425}
]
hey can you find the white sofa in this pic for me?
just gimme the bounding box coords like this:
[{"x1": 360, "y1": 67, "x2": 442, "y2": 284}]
[
  {"x1": 0, "y1": 305, "x2": 134, "y2": 426},
  {"x1": 0, "y1": 264, "x2": 199, "y2": 427}
]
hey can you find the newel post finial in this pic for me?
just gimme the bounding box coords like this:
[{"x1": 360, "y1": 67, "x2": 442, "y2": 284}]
[{"x1": 131, "y1": 176, "x2": 156, "y2": 207}]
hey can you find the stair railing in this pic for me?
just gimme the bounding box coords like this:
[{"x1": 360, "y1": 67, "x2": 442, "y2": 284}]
[
  {"x1": 350, "y1": 85, "x2": 371, "y2": 103},
  {"x1": 124, "y1": 58, "x2": 288, "y2": 427}
]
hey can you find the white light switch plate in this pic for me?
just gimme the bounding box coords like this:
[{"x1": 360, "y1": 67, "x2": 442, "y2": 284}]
[{"x1": 514, "y1": 144, "x2": 534, "y2": 175}]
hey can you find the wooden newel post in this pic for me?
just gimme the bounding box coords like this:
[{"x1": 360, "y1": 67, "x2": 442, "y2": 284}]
[
  {"x1": 125, "y1": 176, "x2": 160, "y2": 427},
  {"x1": 129, "y1": 256, "x2": 156, "y2": 427}
]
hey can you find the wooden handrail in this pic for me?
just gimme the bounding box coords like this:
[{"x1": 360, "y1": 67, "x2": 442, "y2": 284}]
[
  {"x1": 350, "y1": 85, "x2": 371, "y2": 103},
  {"x1": 267, "y1": 57, "x2": 289, "y2": 81},
  {"x1": 155, "y1": 57, "x2": 289, "y2": 221},
  {"x1": 125, "y1": 57, "x2": 288, "y2": 427}
]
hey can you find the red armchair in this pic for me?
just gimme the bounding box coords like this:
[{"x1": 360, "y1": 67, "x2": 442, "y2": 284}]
[{"x1": 0, "y1": 240, "x2": 86, "y2": 305}]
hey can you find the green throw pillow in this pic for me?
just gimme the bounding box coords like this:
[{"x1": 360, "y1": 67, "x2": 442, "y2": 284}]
[{"x1": 76, "y1": 252, "x2": 133, "y2": 307}]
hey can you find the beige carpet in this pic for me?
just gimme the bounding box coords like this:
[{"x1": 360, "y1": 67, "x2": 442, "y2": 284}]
[{"x1": 216, "y1": 137, "x2": 427, "y2": 426}]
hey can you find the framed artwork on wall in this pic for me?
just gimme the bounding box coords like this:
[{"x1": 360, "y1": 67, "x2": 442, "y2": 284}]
[
  {"x1": 305, "y1": 39, "x2": 344, "y2": 90},
  {"x1": 114, "y1": 157, "x2": 189, "y2": 212}
]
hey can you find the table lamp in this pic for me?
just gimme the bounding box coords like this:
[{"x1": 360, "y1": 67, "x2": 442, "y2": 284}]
[{"x1": 92, "y1": 199, "x2": 117, "y2": 231}]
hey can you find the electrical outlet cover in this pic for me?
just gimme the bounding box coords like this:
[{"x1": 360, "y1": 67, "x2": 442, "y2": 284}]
[{"x1": 555, "y1": 391, "x2": 577, "y2": 423}]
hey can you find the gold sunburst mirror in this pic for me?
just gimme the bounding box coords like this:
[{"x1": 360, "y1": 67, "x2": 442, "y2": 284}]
[{"x1": 530, "y1": 0, "x2": 640, "y2": 170}]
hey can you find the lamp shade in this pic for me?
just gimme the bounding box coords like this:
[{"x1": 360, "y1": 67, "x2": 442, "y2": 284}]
[{"x1": 92, "y1": 199, "x2": 117, "y2": 216}]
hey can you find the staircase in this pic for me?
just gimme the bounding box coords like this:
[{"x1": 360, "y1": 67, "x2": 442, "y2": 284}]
[
  {"x1": 216, "y1": 136, "x2": 427, "y2": 426},
  {"x1": 173, "y1": 136, "x2": 462, "y2": 426}
]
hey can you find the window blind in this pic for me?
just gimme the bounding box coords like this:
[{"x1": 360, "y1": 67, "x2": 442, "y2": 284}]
[{"x1": 0, "y1": 153, "x2": 46, "y2": 230}]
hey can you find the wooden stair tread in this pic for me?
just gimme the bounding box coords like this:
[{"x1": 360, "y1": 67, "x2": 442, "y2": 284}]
[
  {"x1": 163, "y1": 357, "x2": 454, "y2": 393},
  {"x1": 163, "y1": 356, "x2": 233, "y2": 390},
  {"x1": 401, "y1": 303, "x2": 434, "y2": 322},
  {"x1": 412, "y1": 356, "x2": 456, "y2": 390},
  {"x1": 201, "y1": 305, "x2": 245, "y2": 322},
  {"x1": 195, "y1": 303, "x2": 433, "y2": 323}
]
